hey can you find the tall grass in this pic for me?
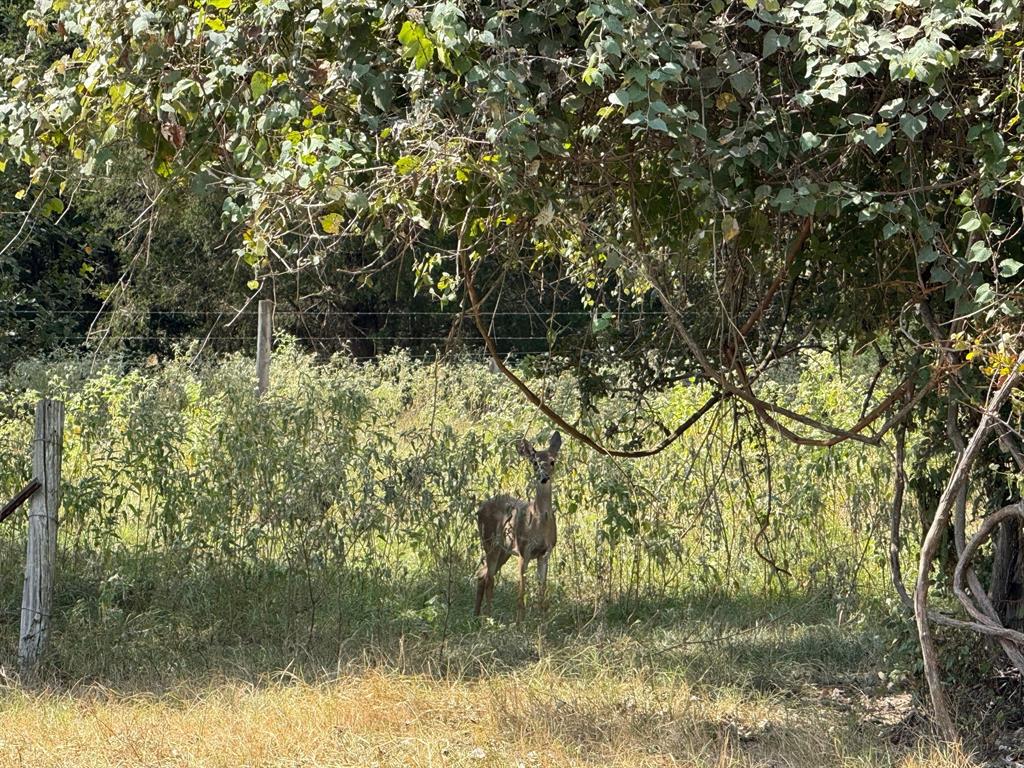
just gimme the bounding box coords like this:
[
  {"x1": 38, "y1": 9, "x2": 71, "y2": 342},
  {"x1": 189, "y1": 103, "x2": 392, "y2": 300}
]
[{"x1": 0, "y1": 343, "x2": 899, "y2": 682}]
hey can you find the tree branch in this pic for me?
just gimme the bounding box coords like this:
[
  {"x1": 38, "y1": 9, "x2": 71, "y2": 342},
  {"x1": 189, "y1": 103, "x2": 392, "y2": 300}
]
[
  {"x1": 914, "y1": 357, "x2": 1024, "y2": 740},
  {"x1": 461, "y1": 251, "x2": 723, "y2": 458},
  {"x1": 737, "y1": 216, "x2": 812, "y2": 339}
]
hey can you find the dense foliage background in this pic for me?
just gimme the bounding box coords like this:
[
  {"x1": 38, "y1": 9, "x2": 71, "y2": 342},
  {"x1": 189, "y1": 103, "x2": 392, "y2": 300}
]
[{"x1": 0, "y1": 347, "x2": 899, "y2": 682}]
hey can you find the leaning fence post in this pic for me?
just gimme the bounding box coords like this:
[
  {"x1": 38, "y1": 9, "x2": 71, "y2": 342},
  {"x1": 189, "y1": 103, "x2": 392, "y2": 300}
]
[
  {"x1": 257, "y1": 298, "x2": 273, "y2": 397},
  {"x1": 19, "y1": 398, "x2": 64, "y2": 676}
]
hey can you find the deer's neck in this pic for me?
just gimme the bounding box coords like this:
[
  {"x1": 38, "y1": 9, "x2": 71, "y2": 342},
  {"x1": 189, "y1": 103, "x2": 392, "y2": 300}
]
[{"x1": 532, "y1": 480, "x2": 553, "y2": 517}]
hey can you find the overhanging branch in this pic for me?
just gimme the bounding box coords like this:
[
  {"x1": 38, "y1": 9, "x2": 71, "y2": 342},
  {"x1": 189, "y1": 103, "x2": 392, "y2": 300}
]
[
  {"x1": 644, "y1": 267, "x2": 925, "y2": 447},
  {"x1": 461, "y1": 250, "x2": 723, "y2": 457}
]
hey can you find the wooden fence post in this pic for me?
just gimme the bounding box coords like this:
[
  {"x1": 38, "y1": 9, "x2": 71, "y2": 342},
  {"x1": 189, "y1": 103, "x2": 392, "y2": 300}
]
[
  {"x1": 19, "y1": 398, "x2": 64, "y2": 676},
  {"x1": 257, "y1": 299, "x2": 273, "y2": 397}
]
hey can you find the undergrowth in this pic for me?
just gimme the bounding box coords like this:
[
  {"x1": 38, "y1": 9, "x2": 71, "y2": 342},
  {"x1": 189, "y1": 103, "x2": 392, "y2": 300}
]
[{"x1": 0, "y1": 346, "x2": 999, "y2": 765}]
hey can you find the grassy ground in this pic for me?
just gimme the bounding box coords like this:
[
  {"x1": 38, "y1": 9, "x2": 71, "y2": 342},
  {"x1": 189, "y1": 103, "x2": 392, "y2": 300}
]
[
  {"x1": 0, "y1": 593, "x2": 984, "y2": 767},
  {"x1": 0, "y1": 354, "x2": 994, "y2": 765}
]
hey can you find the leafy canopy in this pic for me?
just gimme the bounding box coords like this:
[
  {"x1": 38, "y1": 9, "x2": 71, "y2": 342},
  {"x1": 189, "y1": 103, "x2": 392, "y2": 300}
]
[{"x1": 0, "y1": 0, "x2": 1021, "y2": 375}]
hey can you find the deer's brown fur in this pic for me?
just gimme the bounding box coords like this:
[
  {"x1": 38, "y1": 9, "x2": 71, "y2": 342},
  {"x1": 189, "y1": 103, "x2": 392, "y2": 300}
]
[{"x1": 474, "y1": 432, "x2": 561, "y2": 621}]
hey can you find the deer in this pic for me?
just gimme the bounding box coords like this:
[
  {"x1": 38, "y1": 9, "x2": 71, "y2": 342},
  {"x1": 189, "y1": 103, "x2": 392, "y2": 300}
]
[{"x1": 474, "y1": 431, "x2": 562, "y2": 621}]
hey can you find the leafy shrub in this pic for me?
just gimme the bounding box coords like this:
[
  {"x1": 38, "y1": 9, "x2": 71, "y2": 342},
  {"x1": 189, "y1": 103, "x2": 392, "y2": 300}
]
[{"x1": 0, "y1": 346, "x2": 899, "y2": 674}]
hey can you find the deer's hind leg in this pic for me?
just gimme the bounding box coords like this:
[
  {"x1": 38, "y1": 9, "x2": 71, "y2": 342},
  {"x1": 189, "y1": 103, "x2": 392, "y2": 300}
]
[
  {"x1": 484, "y1": 549, "x2": 511, "y2": 615},
  {"x1": 476, "y1": 546, "x2": 511, "y2": 617},
  {"x1": 474, "y1": 564, "x2": 488, "y2": 616},
  {"x1": 475, "y1": 502, "x2": 516, "y2": 618}
]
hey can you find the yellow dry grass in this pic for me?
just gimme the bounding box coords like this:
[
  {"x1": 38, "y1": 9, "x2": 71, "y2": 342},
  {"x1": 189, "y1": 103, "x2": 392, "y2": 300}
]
[{"x1": 0, "y1": 669, "x2": 981, "y2": 768}]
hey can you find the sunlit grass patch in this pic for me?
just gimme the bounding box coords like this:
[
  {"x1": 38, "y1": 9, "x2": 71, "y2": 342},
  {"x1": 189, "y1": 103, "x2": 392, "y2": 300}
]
[
  {"x1": 0, "y1": 663, "x2": 975, "y2": 768},
  {"x1": 0, "y1": 599, "x2": 969, "y2": 768}
]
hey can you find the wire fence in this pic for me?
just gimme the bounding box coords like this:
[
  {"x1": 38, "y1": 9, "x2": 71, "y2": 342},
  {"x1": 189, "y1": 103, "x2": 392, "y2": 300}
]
[
  {"x1": 6, "y1": 309, "x2": 673, "y2": 316},
  {"x1": 3, "y1": 304, "x2": 681, "y2": 366}
]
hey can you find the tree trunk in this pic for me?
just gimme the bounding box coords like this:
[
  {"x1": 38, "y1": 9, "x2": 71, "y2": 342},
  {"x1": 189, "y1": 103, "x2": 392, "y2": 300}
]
[{"x1": 991, "y1": 519, "x2": 1024, "y2": 630}]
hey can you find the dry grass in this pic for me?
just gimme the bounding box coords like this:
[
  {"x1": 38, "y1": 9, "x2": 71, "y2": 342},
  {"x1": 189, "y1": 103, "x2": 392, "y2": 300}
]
[
  {"x1": 0, "y1": 590, "x2": 993, "y2": 767},
  {"x1": 0, "y1": 567, "x2": 994, "y2": 766},
  {"x1": 0, "y1": 664, "x2": 982, "y2": 768}
]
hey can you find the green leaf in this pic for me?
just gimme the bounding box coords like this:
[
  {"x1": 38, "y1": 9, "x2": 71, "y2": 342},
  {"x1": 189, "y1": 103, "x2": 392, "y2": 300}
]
[
  {"x1": 109, "y1": 82, "x2": 129, "y2": 108},
  {"x1": 42, "y1": 198, "x2": 65, "y2": 216},
  {"x1": 398, "y1": 20, "x2": 435, "y2": 69},
  {"x1": 658, "y1": 62, "x2": 682, "y2": 81},
  {"x1": 1000, "y1": 259, "x2": 1024, "y2": 278},
  {"x1": 205, "y1": 16, "x2": 226, "y2": 31},
  {"x1": 394, "y1": 155, "x2": 423, "y2": 175},
  {"x1": 967, "y1": 240, "x2": 991, "y2": 263},
  {"x1": 207, "y1": 0, "x2": 231, "y2": 7},
  {"x1": 246, "y1": 279, "x2": 260, "y2": 290},
  {"x1": 582, "y1": 67, "x2": 604, "y2": 88},
  {"x1": 730, "y1": 69, "x2": 755, "y2": 96},
  {"x1": 879, "y1": 98, "x2": 905, "y2": 119},
  {"x1": 862, "y1": 124, "x2": 891, "y2": 153},
  {"x1": 799, "y1": 132, "x2": 821, "y2": 150},
  {"x1": 320, "y1": 213, "x2": 343, "y2": 234},
  {"x1": 958, "y1": 211, "x2": 982, "y2": 232},
  {"x1": 250, "y1": 71, "x2": 272, "y2": 101},
  {"x1": 592, "y1": 311, "x2": 614, "y2": 333},
  {"x1": 608, "y1": 89, "x2": 631, "y2": 107},
  {"x1": 647, "y1": 117, "x2": 669, "y2": 133},
  {"x1": 346, "y1": 191, "x2": 369, "y2": 212},
  {"x1": 899, "y1": 113, "x2": 927, "y2": 140},
  {"x1": 773, "y1": 188, "x2": 796, "y2": 208}
]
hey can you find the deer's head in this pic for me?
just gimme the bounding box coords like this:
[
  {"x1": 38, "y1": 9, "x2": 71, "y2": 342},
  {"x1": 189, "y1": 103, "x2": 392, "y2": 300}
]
[{"x1": 517, "y1": 431, "x2": 562, "y2": 485}]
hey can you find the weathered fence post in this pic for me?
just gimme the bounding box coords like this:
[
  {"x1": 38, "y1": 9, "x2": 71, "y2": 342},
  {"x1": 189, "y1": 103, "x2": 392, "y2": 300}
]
[
  {"x1": 19, "y1": 398, "x2": 64, "y2": 677},
  {"x1": 257, "y1": 299, "x2": 273, "y2": 397}
]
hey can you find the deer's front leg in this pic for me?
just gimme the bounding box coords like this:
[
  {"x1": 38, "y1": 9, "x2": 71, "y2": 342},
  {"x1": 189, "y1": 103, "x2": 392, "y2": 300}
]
[
  {"x1": 516, "y1": 556, "x2": 529, "y2": 622},
  {"x1": 536, "y1": 555, "x2": 549, "y2": 613}
]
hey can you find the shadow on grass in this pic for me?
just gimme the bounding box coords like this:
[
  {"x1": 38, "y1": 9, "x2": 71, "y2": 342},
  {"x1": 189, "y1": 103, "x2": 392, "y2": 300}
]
[
  {"x1": 0, "y1": 546, "x2": 889, "y2": 701},
  {"x1": 0, "y1": 551, "x2": 972, "y2": 767}
]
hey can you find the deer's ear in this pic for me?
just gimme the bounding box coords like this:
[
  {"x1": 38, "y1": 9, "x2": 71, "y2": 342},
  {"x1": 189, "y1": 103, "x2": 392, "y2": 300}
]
[
  {"x1": 548, "y1": 431, "x2": 562, "y2": 456},
  {"x1": 516, "y1": 438, "x2": 534, "y2": 458}
]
